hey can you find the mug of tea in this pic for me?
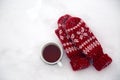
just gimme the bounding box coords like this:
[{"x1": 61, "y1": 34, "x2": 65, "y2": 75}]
[{"x1": 40, "y1": 42, "x2": 63, "y2": 67}]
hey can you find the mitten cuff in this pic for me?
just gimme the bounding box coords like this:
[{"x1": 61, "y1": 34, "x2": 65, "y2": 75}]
[
  {"x1": 70, "y1": 58, "x2": 90, "y2": 71},
  {"x1": 93, "y1": 54, "x2": 112, "y2": 71}
]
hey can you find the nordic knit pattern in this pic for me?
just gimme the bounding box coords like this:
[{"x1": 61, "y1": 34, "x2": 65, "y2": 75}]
[{"x1": 65, "y1": 16, "x2": 112, "y2": 71}]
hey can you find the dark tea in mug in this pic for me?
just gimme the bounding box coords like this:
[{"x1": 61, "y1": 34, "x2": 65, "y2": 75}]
[{"x1": 42, "y1": 43, "x2": 61, "y2": 63}]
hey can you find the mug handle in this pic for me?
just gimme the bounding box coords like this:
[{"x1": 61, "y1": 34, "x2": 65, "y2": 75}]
[{"x1": 57, "y1": 61, "x2": 63, "y2": 67}]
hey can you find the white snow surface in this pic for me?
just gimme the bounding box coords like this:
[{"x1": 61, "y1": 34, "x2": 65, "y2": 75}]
[{"x1": 0, "y1": 0, "x2": 120, "y2": 80}]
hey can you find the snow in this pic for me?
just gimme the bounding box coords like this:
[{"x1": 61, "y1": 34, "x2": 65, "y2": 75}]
[{"x1": 0, "y1": 0, "x2": 120, "y2": 80}]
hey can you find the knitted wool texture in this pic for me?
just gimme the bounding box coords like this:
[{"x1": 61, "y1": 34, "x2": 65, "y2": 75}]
[{"x1": 64, "y1": 15, "x2": 112, "y2": 71}]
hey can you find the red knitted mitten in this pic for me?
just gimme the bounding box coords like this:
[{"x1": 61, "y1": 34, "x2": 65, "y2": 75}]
[
  {"x1": 55, "y1": 27, "x2": 90, "y2": 71},
  {"x1": 55, "y1": 15, "x2": 90, "y2": 70},
  {"x1": 65, "y1": 16, "x2": 112, "y2": 71}
]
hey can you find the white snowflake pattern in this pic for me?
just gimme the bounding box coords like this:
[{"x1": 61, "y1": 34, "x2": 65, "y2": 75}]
[
  {"x1": 60, "y1": 35, "x2": 64, "y2": 40},
  {"x1": 66, "y1": 42, "x2": 69, "y2": 46},
  {"x1": 71, "y1": 34, "x2": 75, "y2": 39},
  {"x1": 85, "y1": 47, "x2": 89, "y2": 53},
  {"x1": 77, "y1": 27, "x2": 88, "y2": 40},
  {"x1": 79, "y1": 45, "x2": 82, "y2": 49},
  {"x1": 66, "y1": 48, "x2": 69, "y2": 53},
  {"x1": 83, "y1": 50, "x2": 87, "y2": 54},
  {"x1": 59, "y1": 30, "x2": 63, "y2": 34},
  {"x1": 74, "y1": 39, "x2": 79, "y2": 43},
  {"x1": 58, "y1": 24, "x2": 62, "y2": 27},
  {"x1": 96, "y1": 41, "x2": 100, "y2": 45},
  {"x1": 66, "y1": 35, "x2": 69, "y2": 39},
  {"x1": 63, "y1": 43, "x2": 66, "y2": 46},
  {"x1": 90, "y1": 44, "x2": 94, "y2": 49},
  {"x1": 93, "y1": 42, "x2": 97, "y2": 47},
  {"x1": 87, "y1": 45, "x2": 92, "y2": 51}
]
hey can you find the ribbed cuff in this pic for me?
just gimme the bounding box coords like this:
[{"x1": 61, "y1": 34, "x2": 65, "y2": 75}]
[
  {"x1": 70, "y1": 57, "x2": 90, "y2": 71},
  {"x1": 93, "y1": 54, "x2": 112, "y2": 71}
]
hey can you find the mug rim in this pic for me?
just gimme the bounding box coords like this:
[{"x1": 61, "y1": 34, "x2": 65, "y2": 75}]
[{"x1": 40, "y1": 42, "x2": 63, "y2": 65}]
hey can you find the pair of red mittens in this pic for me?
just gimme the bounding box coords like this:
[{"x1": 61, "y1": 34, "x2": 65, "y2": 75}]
[{"x1": 55, "y1": 14, "x2": 112, "y2": 71}]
